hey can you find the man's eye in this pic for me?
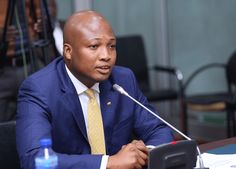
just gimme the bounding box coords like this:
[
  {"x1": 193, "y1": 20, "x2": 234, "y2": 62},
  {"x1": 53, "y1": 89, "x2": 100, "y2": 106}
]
[
  {"x1": 109, "y1": 44, "x2": 116, "y2": 49},
  {"x1": 89, "y1": 45, "x2": 98, "y2": 49}
]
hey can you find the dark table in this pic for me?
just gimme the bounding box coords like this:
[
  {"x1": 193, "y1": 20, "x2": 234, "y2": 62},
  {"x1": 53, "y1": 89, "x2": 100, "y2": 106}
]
[{"x1": 199, "y1": 137, "x2": 236, "y2": 152}]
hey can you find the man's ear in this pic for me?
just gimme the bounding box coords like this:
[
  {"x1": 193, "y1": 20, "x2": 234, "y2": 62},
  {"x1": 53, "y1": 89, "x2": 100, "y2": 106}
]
[{"x1": 63, "y1": 43, "x2": 72, "y2": 60}]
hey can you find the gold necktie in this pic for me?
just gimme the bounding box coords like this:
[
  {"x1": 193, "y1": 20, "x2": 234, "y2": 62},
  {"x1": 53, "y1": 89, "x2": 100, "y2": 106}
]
[{"x1": 85, "y1": 89, "x2": 106, "y2": 154}]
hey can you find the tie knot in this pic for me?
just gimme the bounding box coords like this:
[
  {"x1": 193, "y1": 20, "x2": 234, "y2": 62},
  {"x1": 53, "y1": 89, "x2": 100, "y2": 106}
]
[{"x1": 85, "y1": 89, "x2": 95, "y2": 99}]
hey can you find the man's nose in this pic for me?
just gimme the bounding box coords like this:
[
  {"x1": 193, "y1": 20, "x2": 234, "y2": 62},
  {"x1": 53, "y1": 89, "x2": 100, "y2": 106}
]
[{"x1": 99, "y1": 47, "x2": 111, "y2": 61}]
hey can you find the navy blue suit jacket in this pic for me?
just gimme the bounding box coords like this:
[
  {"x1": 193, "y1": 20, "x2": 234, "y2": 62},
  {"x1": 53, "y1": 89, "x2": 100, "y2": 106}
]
[{"x1": 16, "y1": 57, "x2": 173, "y2": 169}]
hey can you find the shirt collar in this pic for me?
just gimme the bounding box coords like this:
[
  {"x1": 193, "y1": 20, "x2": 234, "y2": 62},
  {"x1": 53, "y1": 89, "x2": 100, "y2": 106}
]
[{"x1": 65, "y1": 65, "x2": 100, "y2": 95}]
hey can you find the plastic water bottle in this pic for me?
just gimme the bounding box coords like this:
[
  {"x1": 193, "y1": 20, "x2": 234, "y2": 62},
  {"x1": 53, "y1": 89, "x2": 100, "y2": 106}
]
[{"x1": 35, "y1": 138, "x2": 58, "y2": 169}]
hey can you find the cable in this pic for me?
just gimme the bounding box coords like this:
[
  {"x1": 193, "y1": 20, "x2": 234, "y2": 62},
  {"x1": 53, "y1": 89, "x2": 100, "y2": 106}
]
[{"x1": 14, "y1": 3, "x2": 28, "y2": 77}]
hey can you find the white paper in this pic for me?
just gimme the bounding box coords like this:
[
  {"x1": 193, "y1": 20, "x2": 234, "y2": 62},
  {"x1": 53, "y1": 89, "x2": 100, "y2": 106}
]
[{"x1": 195, "y1": 153, "x2": 236, "y2": 169}]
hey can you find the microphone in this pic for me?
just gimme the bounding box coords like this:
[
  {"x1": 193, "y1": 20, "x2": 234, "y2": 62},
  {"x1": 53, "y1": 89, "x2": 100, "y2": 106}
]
[{"x1": 113, "y1": 84, "x2": 208, "y2": 169}]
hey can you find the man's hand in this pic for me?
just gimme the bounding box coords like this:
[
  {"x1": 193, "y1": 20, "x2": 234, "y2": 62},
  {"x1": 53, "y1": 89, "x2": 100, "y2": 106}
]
[{"x1": 107, "y1": 140, "x2": 149, "y2": 169}]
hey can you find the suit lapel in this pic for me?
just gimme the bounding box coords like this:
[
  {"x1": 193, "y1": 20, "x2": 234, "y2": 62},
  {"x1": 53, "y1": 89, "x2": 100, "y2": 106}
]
[
  {"x1": 56, "y1": 58, "x2": 119, "y2": 150},
  {"x1": 57, "y1": 59, "x2": 88, "y2": 142},
  {"x1": 99, "y1": 79, "x2": 120, "y2": 151}
]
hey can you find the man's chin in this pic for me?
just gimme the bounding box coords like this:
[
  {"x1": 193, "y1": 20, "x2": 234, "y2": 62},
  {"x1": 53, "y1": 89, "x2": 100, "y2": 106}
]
[{"x1": 95, "y1": 74, "x2": 111, "y2": 82}]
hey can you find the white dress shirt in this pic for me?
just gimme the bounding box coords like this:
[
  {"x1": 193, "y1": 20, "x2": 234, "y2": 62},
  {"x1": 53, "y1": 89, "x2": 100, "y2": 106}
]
[{"x1": 65, "y1": 65, "x2": 108, "y2": 169}]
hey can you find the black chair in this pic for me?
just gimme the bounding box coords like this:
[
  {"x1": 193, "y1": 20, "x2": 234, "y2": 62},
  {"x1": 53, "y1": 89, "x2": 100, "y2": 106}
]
[
  {"x1": 183, "y1": 51, "x2": 236, "y2": 137},
  {"x1": 115, "y1": 35, "x2": 185, "y2": 129},
  {"x1": 0, "y1": 121, "x2": 21, "y2": 169}
]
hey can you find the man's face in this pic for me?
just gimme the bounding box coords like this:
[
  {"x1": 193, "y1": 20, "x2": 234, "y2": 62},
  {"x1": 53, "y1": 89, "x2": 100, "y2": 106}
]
[{"x1": 64, "y1": 16, "x2": 116, "y2": 87}]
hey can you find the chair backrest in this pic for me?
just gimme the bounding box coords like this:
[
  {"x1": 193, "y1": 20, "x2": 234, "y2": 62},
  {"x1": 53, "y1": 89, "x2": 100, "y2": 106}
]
[
  {"x1": 226, "y1": 50, "x2": 236, "y2": 85},
  {"x1": 0, "y1": 121, "x2": 21, "y2": 169},
  {"x1": 115, "y1": 35, "x2": 150, "y2": 91}
]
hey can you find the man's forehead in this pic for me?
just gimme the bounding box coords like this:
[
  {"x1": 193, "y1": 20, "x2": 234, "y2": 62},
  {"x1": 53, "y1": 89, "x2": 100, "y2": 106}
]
[
  {"x1": 72, "y1": 14, "x2": 113, "y2": 35},
  {"x1": 70, "y1": 12, "x2": 105, "y2": 28},
  {"x1": 70, "y1": 11, "x2": 103, "y2": 23},
  {"x1": 64, "y1": 10, "x2": 114, "y2": 42}
]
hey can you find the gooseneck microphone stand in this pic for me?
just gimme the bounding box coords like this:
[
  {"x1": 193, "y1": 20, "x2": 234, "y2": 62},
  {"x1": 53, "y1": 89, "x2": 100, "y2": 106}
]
[{"x1": 113, "y1": 84, "x2": 209, "y2": 169}]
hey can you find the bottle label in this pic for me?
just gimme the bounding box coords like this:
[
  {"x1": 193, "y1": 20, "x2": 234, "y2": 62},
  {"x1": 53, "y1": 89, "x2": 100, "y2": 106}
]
[{"x1": 35, "y1": 156, "x2": 58, "y2": 169}]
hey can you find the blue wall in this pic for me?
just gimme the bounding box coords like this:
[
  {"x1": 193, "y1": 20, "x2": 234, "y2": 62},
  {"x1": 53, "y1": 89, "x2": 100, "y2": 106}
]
[
  {"x1": 167, "y1": 0, "x2": 236, "y2": 94},
  {"x1": 56, "y1": 0, "x2": 74, "y2": 20}
]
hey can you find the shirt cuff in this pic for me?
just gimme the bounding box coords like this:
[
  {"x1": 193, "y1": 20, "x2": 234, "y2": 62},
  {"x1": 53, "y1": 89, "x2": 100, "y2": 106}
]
[
  {"x1": 146, "y1": 145, "x2": 156, "y2": 150},
  {"x1": 100, "y1": 155, "x2": 109, "y2": 169}
]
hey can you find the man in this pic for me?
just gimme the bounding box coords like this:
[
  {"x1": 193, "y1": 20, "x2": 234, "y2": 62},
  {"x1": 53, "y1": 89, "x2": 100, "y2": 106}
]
[{"x1": 16, "y1": 10, "x2": 173, "y2": 169}]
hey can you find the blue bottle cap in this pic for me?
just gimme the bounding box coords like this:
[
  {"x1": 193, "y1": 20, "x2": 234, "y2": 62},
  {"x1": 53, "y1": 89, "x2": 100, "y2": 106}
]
[{"x1": 40, "y1": 138, "x2": 52, "y2": 147}]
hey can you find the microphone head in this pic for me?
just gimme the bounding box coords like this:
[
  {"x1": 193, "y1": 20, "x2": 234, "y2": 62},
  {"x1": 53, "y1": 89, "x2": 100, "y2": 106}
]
[
  {"x1": 113, "y1": 84, "x2": 128, "y2": 96},
  {"x1": 113, "y1": 84, "x2": 121, "y2": 91}
]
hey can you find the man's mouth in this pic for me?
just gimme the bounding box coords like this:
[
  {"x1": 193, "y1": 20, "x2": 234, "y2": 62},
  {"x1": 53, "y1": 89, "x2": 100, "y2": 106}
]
[{"x1": 96, "y1": 65, "x2": 111, "y2": 74}]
